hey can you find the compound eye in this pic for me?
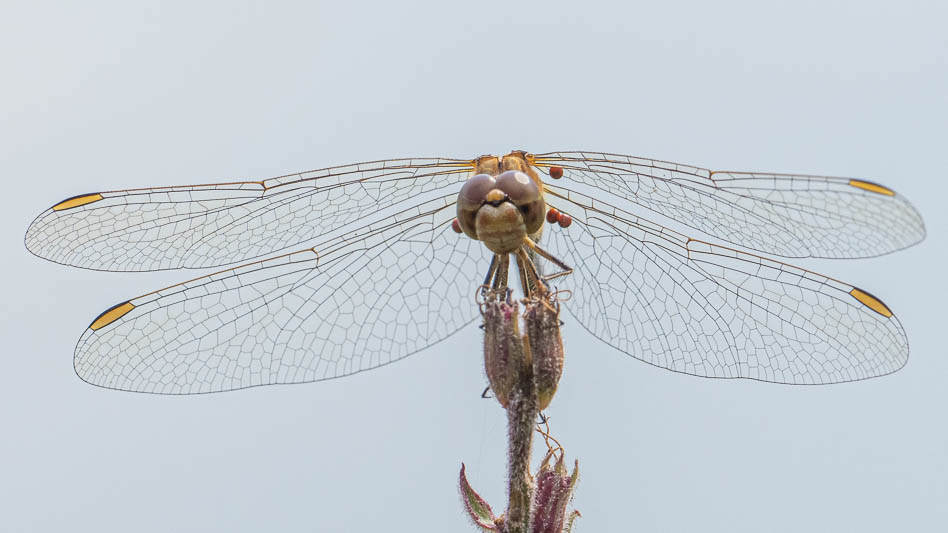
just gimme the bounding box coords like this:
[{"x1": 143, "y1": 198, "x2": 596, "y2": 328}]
[
  {"x1": 456, "y1": 173, "x2": 496, "y2": 237},
  {"x1": 495, "y1": 170, "x2": 545, "y2": 234},
  {"x1": 458, "y1": 174, "x2": 496, "y2": 211},
  {"x1": 495, "y1": 171, "x2": 539, "y2": 205}
]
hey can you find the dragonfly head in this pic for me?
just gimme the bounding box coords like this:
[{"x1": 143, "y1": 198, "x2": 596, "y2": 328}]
[{"x1": 457, "y1": 170, "x2": 546, "y2": 253}]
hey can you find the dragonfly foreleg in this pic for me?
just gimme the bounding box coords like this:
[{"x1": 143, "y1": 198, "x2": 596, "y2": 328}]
[
  {"x1": 523, "y1": 236, "x2": 573, "y2": 282},
  {"x1": 515, "y1": 247, "x2": 548, "y2": 298},
  {"x1": 515, "y1": 249, "x2": 533, "y2": 296}
]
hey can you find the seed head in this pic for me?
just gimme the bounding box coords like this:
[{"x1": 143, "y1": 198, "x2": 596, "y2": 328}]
[
  {"x1": 524, "y1": 298, "x2": 564, "y2": 411},
  {"x1": 482, "y1": 296, "x2": 523, "y2": 408}
]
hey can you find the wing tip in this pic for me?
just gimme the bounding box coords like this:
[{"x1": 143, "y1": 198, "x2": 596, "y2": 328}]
[{"x1": 24, "y1": 192, "x2": 103, "y2": 263}]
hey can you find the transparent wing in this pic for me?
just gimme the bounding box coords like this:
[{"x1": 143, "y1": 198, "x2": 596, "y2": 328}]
[
  {"x1": 533, "y1": 151, "x2": 925, "y2": 259},
  {"x1": 25, "y1": 157, "x2": 474, "y2": 272},
  {"x1": 73, "y1": 195, "x2": 490, "y2": 394},
  {"x1": 542, "y1": 186, "x2": 908, "y2": 384}
]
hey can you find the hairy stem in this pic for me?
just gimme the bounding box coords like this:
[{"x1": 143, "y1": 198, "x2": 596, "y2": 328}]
[{"x1": 505, "y1": 344, "x2": 539, "y2": 533}]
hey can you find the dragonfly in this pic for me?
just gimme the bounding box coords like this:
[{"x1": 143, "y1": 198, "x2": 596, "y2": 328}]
[{"x1": 24, "y1": 150, "x2": 925, "y2": 394}]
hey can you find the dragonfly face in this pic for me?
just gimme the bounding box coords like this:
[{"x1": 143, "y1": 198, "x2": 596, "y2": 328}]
[
  {"x1": 455, "y1": 152, "x2": 568, "y2": 299},
  {"x1": 24, "y1": 149, "x2": 925, "y2": 393},
  {"x1": 456, "y1": 168, "x2": 546, "y2": 253},
  {"x1": 456, "y1": 152, "x2": 547, "y2": 250}
]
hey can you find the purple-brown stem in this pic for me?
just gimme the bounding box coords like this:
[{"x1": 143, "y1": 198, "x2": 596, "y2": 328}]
[{"x1": 505, "y1": 364, "x2": 539, "y2": 533}]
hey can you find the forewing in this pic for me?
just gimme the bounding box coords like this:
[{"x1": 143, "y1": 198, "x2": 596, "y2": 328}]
[
  {"x1": 26, "y1": 157, "x2": 473, "y2": 271},
  {"x1": 542, "y1": 187, "x2": 908, "y2": 384},
  {"x1": 73, "y1": 195, "x2": 489, "y2": 394},
  {"x1": 533, "y1": 151, "x2": 925, "y2": 259}
]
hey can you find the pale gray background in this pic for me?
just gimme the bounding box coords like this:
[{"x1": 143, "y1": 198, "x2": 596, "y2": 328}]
[{"x1": 2, "y1": 1, "x2": 945, "y2": 531}]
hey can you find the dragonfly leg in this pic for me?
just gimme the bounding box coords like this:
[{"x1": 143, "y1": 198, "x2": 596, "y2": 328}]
[
  {"x1": 484, "y1": 252, "x2": 511, "y2": 294},
  {"x1": 523, "y1": 236, "x2": 573, "y2": 282},
  {"x1": 482, "y1": 254, "x2": 499, "y2": 288},
  {"x1": 515, "y1": 250, "x2": 532, "y2": 296},
  {"x1": 478, "y1": 253, "x2": 509, "y2": 300},
  {"x1": 515, "y1": 247, "x2": 548, "y2": 298}
]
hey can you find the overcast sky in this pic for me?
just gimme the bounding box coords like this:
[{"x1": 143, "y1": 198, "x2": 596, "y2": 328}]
[{"x1": 2, "y1": 1, "x2": 946, "y2": 531}]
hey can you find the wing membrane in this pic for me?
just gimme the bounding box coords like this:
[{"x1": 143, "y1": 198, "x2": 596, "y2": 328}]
[
  {"x1": 543, "y1": 185, "x2": 908, "y2": 384},
  {"x1": 533, "y1": 151, "x2": 925, "y2": 259},
  {"x1": 26, "y1": 157, "x2": 473, "y2": 272},
  {"x1": 73, "y1": 195, "x2": 489, "y2": 394},
  {"x1": 37, "y1": 150, "x2": 919, "y2": 390}
]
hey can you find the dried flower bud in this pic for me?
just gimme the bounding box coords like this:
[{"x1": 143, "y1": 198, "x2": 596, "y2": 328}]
[
  {"x1": 530, "y1": 453, "x2": 580, "y2": 533},
  {"x1": 524, "y1": 298, "x2": 564, "y2": 411},
  {"x1": 482, "y1": 297, "x2": 523, "y2": 408}
]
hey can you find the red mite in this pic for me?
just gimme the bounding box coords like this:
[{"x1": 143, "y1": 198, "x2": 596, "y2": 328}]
[
  {"x1": 549, "y1": 166, "x2": 564, "y2": 179},
  {"x1": 546, "y1": 208, "x2": 560, "y2": 224},
  {"x1": 451, "y1": 218, "x2": 462, "y2": 233},
  {"x1": 557, "y1": 213, "x2": 572, "y2": 228}
]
